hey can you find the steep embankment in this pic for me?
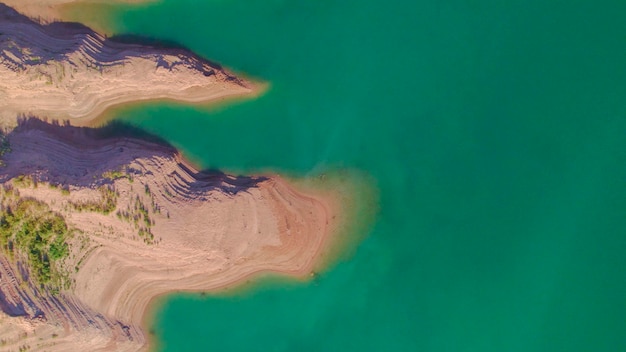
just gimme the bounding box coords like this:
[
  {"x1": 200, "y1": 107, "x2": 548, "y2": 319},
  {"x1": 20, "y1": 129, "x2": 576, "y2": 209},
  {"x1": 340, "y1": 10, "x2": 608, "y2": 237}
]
[
  {"x1": 0, "y1": 119, "x2": 340, "y2": 351},
  {"x1": 0, "y1": 3, "x2": 254, "y2": 126}
]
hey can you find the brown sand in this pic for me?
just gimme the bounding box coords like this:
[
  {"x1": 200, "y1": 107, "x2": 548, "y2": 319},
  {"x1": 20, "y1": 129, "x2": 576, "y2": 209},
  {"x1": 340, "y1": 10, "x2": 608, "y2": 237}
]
[
  {"x1": 0, "y1": 119, "x2": 344, "y2": 351},
  {"x1": 0, "y1": 0, "x2": 154, "y2": 22},
  {"x1": 0, "y1": 4, "x2": 361, "y2": 351},
  {"x1": 0, "y1": 3, "x2": 256, "y2": 127}
]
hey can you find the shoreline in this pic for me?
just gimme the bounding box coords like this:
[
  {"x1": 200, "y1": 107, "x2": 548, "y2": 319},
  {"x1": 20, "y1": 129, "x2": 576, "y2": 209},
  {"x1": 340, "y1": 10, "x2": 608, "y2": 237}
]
[
  {"x1": 138, "y1": 173, "x2": 347, "y2": 352},
  {"x1": 142, "y1": 168, "x2": 378, "y2": 351},
  {"x1": 0, "y1": 0, "x2": 156, "y2": 24},
  {"x1": 0, "y1": 2, "x2": 258, "y2": 127},
  {"x1": 0, "y1": 120, "x2": 376, "y2": 351},
  {"x1": 87, "y1": 81, "x2": 269, "y2": 128},
  {"x1": 0, "y1": 3, "x2": 377, "y2": 351},
  {"x1": 69, "y1": 86, "x2": 262, "y2": 127}
]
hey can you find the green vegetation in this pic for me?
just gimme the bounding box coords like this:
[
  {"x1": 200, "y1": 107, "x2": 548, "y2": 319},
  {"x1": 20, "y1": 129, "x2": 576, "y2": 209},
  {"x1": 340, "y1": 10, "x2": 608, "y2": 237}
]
[
  {"x1": 136, "y1": 196, "x2": 151, "y2": 228},
  {"x1": 48, "y1": 183, "x2": 70, "y2": 196},
  {"x1": 138, "y1": 228, "x2": 154, "y2": 244},
  {"x1": 13, "y1": 175, "x2": 34, "y2": 188},
  {"x1": 116, "y1": 192, "x2": 155, "y2": 244},
  {"x1": 74, "y1": 243, "x2": 100, "y2": 274},
  {"x1": 0, "y1": 132, "x2": 10, "y2": 167},
  {"x1": 0, "y1": 198, "x2": 71, "y2": 290},
  {"x1": 71, "y1": 185, "x2": 118, "y2": 214},
  {"x1": 102, "y1": 169, "x2": 127, "y2": 181}
]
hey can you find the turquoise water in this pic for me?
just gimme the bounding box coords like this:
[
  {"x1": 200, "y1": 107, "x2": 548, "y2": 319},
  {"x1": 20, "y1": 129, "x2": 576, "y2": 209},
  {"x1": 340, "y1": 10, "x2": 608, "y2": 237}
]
[{"x1": 75, "y1": 0, "x2": 626, "y2": 350}]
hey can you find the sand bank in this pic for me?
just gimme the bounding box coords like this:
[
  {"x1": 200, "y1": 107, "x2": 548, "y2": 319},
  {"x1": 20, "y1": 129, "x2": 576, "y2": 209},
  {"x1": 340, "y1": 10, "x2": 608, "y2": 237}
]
[
  {"x1": 0, "y1": 119, "x2": 345, "y2": 351},
  {"x1": 0, "y1": 3, "x2": 255, "y2": 127},
  {"x1": 0, "y1": 4, "x2": 369, "y2": 351},
  {"x1": 0, "y1": 0, "x2": 154, "y2": 22}
]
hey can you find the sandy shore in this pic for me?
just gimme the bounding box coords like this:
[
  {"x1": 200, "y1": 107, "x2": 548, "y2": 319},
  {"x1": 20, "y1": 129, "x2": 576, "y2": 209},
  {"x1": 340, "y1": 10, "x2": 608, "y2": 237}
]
[
  {"x1": 0, "y1": 119, "x2": 344, "y2": 351},
  {"x1": 0, "y1": 3, "x2": 256, "y2": 127},
  {"x1": 0, "y1": 0, "x2": 154, "y2": 22},
  {"x1": 0, "y1": 3, "x2": 363, "y2": 351}
]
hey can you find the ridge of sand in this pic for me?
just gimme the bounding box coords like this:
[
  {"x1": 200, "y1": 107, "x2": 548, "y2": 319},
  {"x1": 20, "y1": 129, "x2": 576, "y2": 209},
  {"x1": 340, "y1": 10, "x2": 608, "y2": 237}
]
[
  {"x1": 0, "y1": 3, "x2": 254, "y2": 126},
  {"x1": 0, "y1": 119, "x2": 341, "y2": 351}
]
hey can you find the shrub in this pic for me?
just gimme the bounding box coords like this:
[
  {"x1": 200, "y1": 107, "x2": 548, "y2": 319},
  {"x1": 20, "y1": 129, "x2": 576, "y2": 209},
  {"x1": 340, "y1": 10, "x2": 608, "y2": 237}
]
[{"x1": 0, "y1": 198, "x2": 71, "y2": 289}]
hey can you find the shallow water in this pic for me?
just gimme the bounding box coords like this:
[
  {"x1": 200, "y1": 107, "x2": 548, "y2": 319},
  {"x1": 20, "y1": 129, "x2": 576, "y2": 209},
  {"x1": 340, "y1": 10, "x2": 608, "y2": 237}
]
[{"x1": 66, "y1": 0, "x2": 626, "y2": 350}]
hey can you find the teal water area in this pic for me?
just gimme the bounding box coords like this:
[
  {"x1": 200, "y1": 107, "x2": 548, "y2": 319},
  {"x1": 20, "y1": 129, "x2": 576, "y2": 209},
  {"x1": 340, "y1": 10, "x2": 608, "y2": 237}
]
[{"x1": 75, "y1": 0, "x2": 626, "y2": 350}]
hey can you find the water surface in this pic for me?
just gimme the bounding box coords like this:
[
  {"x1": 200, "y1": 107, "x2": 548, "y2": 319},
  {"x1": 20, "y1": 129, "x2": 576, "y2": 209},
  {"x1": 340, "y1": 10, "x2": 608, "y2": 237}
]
[{"x1": 66, "y1": 0, "x2": 626, "y2": 350}]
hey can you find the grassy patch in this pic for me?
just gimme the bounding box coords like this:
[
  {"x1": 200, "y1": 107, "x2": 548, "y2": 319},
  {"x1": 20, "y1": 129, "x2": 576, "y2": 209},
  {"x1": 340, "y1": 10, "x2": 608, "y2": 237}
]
[
  {"x1": 102, "y1": 169, "x2": 126, "y2": 181},
  {"x1": 13, "y1": 175, "x2": 34, "y2": 188},
  {"x1": 0, "y1": 198, "x2": 71, "y2": 290},
  {"x1": 71, "y1": 185, "x2": 118, "y2": 214},
  {"x1": 117, "y1": 194, "x2": 156, "y2": 244},
  {"x1": 49, "y1": 183, "x2": 70, "y2": 195}
]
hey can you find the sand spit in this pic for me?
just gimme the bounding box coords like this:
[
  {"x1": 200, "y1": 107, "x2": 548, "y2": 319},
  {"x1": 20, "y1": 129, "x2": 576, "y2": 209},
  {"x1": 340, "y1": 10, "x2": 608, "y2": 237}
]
[
  {"x1": 0, "y1": 3, "x2": 253, "y2": 126},
  {"x1": 0, "y1": 119, "x2": 339, "y2": 351}
]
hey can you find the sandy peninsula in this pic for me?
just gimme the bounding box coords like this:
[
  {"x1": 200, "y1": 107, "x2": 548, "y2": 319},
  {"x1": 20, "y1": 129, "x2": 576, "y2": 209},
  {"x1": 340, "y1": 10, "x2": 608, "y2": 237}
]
[
  {"x1": 0, "y1": 3, "x2": 358, "y2": 351},
  {"x1": 0, "y1": 3, "x2": 255, "y2": 126},
  {"x1": 0, "y1": 118, "x2": 342, "y2": 351}
]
